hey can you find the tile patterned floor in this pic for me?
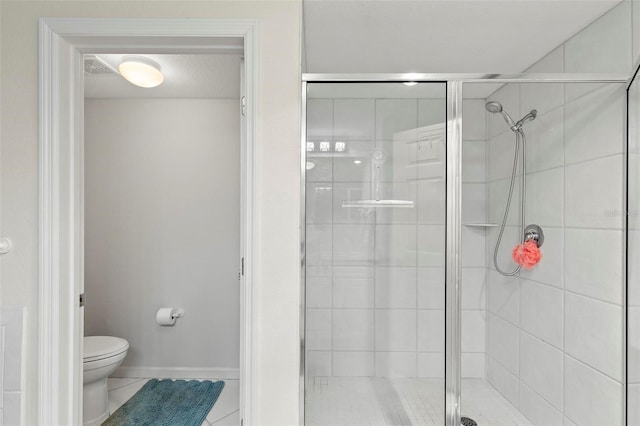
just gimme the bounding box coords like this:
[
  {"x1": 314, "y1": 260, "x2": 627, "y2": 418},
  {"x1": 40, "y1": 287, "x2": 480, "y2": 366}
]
[
  {"x1": 107, "y1": 378, "x2": 239, "y2": 425},
  {"x1": 108, "y1": 377, "x2": 530, "y2": 425},
  {"x1": 305, "y1": 377, "x2": 532, "y2": 426}
]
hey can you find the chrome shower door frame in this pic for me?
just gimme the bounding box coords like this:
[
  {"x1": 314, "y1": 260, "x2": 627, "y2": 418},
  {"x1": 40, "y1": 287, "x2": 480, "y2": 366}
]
[{"x1": 300, "y1": 73, "x2": 628, "y2": 426}]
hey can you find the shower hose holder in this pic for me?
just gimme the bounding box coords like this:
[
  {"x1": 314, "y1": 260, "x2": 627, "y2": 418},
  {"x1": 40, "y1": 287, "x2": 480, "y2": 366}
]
[{"x1": 524, "y1": 224, "x2": 544, "y2": 247}]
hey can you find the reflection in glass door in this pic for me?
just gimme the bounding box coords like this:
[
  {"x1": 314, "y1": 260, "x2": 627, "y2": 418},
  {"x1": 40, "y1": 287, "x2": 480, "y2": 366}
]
[{"x1": 303, "y1": 82, "x2": 447, "y2": 425}]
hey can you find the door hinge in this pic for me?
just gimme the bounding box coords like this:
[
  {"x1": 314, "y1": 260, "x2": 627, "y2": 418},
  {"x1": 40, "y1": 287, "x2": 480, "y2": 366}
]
[
  {"x1": 241, "y1": 96, "x2": 247, "y2": 117},
  {"x1": 241, "y1": 257, "x2": 245, "y2": 276},
  {"x1": 79, "y1": 293, "x2": 85, "y2": 307}
]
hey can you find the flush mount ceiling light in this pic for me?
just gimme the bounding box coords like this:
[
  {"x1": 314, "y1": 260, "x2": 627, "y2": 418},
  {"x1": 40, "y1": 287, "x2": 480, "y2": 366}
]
[
  {"x1": 118, "y1": 56, "x2": 164, "y2": 88},
  {"x1": 403, "y1": 81, "x2": 419, "y2": 87}
]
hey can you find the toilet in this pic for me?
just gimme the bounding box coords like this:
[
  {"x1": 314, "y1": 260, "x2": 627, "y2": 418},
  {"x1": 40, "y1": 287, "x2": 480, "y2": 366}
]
[{"x1": 83, "y1": 336, "x2": 129, "y2": 426}]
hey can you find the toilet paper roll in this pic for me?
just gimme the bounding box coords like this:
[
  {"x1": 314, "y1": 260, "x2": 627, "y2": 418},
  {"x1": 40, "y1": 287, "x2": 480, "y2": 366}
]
[{"x1": 156, "y1": 308, "x2": 177, "y2": 326}]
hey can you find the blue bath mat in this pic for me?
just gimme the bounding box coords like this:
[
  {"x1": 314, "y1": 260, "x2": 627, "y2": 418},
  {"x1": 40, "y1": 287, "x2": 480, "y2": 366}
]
[{"x1": 102, "y1": 379, "x2": 225, "y2": 426}]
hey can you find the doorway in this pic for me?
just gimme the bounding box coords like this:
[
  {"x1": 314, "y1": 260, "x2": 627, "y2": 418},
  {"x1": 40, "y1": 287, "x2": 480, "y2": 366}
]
[
  {"x1": 39, "y1": 19, "x2": 258, "y2": 426},
  {"x1": 83, "y1": 52, "x2": 242, "y2": 424}
]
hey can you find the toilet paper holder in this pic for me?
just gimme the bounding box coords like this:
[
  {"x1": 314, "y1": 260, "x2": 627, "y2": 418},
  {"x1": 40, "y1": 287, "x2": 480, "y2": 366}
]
[{"x1": 156, "y1": 308, "x2": 184, "y2": 326}]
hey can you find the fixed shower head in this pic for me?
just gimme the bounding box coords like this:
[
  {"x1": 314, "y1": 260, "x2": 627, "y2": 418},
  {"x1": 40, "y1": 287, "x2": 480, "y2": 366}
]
[
  {"x1": 486, "y1": 101, "x2": 517, "y2": 130},
  {"x1": 485, "y1": 101, "x2": 503, "y2": 113}
]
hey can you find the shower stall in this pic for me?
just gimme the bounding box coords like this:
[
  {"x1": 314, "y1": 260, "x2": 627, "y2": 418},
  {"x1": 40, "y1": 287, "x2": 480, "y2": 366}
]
[{"x1": 301, "y1": 73, "x2": 637, "y2": 425}]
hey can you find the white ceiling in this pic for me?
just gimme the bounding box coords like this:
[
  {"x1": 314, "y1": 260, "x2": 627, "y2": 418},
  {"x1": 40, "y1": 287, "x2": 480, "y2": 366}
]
[
  {"x1": 303, "y1": 0, "x2": 621, "y2": 76},
  {"x1": 84, "y1": 2, "x2": 622, "y2": 100},
  {"x1": 84, "y1": 54, "x2": 242, "y2": 99}
]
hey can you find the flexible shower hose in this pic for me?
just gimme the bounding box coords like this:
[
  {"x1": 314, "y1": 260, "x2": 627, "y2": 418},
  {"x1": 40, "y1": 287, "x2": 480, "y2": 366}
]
[{"x1": 493, "y1": 129, "x2": 526, "y2": 276}]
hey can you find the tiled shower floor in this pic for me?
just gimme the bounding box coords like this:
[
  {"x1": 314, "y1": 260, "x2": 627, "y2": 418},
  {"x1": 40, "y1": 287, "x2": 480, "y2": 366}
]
[
  {"x1": 305, "y1": 377, "x2": 532, "y2": 426},
  {"x1": 107, "y1": 378, "x2": 239, "y2": 425}
]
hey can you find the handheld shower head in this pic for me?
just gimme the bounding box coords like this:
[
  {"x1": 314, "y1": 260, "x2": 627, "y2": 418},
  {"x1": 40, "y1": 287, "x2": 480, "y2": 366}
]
[{"x1": 485, "y1": 101, "x2": 517, "y2": 130}]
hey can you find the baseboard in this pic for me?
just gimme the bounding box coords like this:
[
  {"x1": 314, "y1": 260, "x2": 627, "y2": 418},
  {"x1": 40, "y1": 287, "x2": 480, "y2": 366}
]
[{"x1": 113, "y1": 366, "x2": 239, "y2": 380}]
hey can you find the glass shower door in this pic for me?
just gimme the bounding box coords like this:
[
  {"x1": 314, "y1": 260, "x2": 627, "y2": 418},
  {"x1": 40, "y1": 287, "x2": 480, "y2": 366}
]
[{"x1": 303, "y1": 82, "x2": 447, "y2": 425}]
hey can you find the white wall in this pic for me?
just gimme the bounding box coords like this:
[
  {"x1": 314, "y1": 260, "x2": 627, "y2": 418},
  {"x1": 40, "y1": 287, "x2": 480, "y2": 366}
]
[
  {"x1": 484, "y1": 4, "x2": 629, "y2": 423},
  {"x1": 84, "y1": 98, "x2": 240, "y2": 374},
  {"x1": 0, "y1": 2, "x2": 301, "y2": 425}
]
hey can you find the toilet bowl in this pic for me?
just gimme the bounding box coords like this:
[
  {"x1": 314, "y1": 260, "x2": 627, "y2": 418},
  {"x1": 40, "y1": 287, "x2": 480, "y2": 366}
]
[{"x1": 83, "y1": 336, "x2": 129, "y2": 426}]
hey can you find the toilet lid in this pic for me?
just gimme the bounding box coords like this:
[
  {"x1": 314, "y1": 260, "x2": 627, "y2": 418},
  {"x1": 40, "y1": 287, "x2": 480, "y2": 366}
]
[{"x1": 84, "y1": 336, "x2": 129, "y2": 362}]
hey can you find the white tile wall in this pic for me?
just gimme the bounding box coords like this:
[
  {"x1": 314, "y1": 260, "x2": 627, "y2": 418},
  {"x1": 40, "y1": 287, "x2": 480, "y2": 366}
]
[
  {"x1": 306, "y1": 351, "x2": 331, "y2": 377},
  {"x1": 489, "y1": 131, "x2": 520, "y2": 182},
  {"x1": 418, "y1": 225, "x2": 446, "y2": 267},
  {"x1": 564, "y1": 356, "x2": 622, "y2": 426},
  {"x1": 375, "y1": 225, "x2": 418, "y2": 266},
  {"x1": 417, "y1": 310, "x2": 444, "y2": 353},
  {"x1": 307, "y1": 99, "x2": 333, "y2": 140},
  {"x1": 306, "y1": 309, "x2": 332, "y2": 351},
  {"x1": 332, "y1": 352, "x2": 374, "y2": 377},
  {"x1": 564, "y1": 85, "x2": 625, "y2": 165},
  {"x1": 519, "y1": 332, "x2": 563, "y2": 410},
  {"x1": 461, "y1": 311, "x2": 485, "y2": 353},
  {"x1": 375, "y1": 99, "x2": 418, "y2": 140},
  {"x1": 488, "y1": 315, "x2": 519, "y2": 376},
  {"x1": 333, "y1": 309, "x2": 374, "y2": 351},
  {"x1": 333, "y1": 99, "x2": 375, "y2": 140},
  {"x1": 564, "y1": 228, "x2": 623, "y2": 304},
  {"x1": 488, "y1": 270, "x2": 519, "y2": 324},
  {"x1": 306, "y1": 93, "x2": 449, "y2": 381},
  {"x1": 376, "y1": 310, "x2": 417, "y2": 351},
  {"x1": 519, "y1": 280, "x2": 563, "y2": 349},
  {"x1": 525, "y1": 168, "x2": 563, "y2": 227},
  {"x1": 564, "y1": 293, "x2": 622, "y2": 381},
  {"x1": 564, "y1": 155, "x2": 624, "y2": 229},
  {"x1": 333, "y1": 224, "x2": 375, "y2": 265},
  {"x1": 483, "y1": 4, "x2": 630, "y2": 425},
  {"x1": 485, "y1": 20, "x2": 627, "y2": 421},
  {"x1": 525, "y1": 106, "x2": 564, "y2": 173},
  {"x1": 417, "y1": 267, "x2": 445, "y2": 309},
  {"x1": 487, "y1": 357, "x2": 519, "y2": 407},
  {"x1": 461, "y1": 268, "x2": 486, "y2": 310},
  {"x1": 461, "y1": 353, "x2": 485, "y2": 379},
  {"x1": 418, "y1": 353, "x2": 444, "y2": 378},
  {"x1": 462, "y1": 99, "x2": 487, "y2": 140},
  {"x1": 518, "y1": 382, "x2": 563, "y2": 426},
  {"x1": 375, "y1": 352, "x2": 417, "y2": 378},
  {"x1": 462, "y1": 141, "x2": 487, "y2": 183},
  {"x1": 417, "y1": 181, "x2": 445, "y2": 224},
  {"x1": 462, "y1": 183, "x2": 487, "y2": 224},
  {"x1": 489, "y1": 180, "x2": 520, "y2": 226},
  {"x1": 334, "y1": 266, "x2": 374, "y2": 309},
  {"x1": 374, "y1": 267, "x2": 416, "y2": 309}
]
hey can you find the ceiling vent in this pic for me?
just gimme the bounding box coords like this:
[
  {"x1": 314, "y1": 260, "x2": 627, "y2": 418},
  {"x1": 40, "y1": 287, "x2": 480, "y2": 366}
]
[{"x1": 84, "y1": 55, "x2": 117, "y2": 75}]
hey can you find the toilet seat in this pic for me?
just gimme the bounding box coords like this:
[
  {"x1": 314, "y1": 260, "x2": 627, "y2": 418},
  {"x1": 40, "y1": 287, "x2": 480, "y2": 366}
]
[{"x1": 84, "y1": 336, "x2": 129, "y2": 363}]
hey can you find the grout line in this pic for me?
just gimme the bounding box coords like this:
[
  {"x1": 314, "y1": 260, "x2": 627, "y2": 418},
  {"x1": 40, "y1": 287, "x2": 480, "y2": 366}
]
[{"x1": 209, "y1": 409, "x2": 240, "y2": 424}]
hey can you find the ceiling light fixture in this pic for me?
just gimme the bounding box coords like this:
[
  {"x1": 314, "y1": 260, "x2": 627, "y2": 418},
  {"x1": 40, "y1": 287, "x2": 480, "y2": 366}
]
[
  {"x1": 403, "y1": 81, "x2": 419, "y2": 87},
  {"x1": 118, "y1": 56, "x2": 164, "y2": 88}
]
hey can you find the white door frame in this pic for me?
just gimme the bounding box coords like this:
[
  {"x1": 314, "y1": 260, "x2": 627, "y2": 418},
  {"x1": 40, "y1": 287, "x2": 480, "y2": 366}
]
[{"x1": 39, "y1": 18, "x2": 258, "y2": 426}]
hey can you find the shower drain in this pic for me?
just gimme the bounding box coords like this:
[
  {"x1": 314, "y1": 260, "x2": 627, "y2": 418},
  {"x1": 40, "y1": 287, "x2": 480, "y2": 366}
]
[{"x1": 461, "y1": 417, "x2": 478, "y2": 426}]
